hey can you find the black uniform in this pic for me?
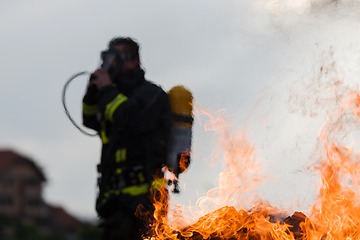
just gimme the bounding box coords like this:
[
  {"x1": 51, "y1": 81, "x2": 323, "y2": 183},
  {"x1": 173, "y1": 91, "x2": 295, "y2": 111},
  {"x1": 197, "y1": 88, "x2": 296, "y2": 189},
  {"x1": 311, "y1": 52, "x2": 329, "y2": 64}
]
[{"x1": 82, "y1": 69, "x2": 171, "y2": 240}]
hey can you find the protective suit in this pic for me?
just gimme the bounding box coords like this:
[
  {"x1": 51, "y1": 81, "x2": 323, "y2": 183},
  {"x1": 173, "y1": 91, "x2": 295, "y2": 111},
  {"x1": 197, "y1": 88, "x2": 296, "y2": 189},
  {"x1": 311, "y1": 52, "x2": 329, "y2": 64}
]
[{"x1": 82, "y1": 69, "x2": 171, "y2": 239}]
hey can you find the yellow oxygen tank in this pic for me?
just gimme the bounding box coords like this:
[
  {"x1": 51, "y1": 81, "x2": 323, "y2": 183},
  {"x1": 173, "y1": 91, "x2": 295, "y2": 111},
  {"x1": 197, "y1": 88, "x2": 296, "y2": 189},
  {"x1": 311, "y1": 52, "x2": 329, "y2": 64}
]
[{"x1": 167, "y1": 85, "x2": 193, "y2": 193}]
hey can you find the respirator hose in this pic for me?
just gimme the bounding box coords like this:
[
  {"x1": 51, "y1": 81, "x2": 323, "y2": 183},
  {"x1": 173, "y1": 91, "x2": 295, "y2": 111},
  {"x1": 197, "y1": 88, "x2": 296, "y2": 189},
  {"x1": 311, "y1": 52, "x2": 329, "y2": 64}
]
[{"x1": 62, "y1": 71, "x2": 98, "y2": 137}]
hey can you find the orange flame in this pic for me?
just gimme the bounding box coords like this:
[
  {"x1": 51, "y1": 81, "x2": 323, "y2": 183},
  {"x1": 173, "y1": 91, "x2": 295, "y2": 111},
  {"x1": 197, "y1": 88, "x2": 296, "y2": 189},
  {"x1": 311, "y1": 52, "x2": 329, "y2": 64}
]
[
  {"x1": 145, "y1": 63, "x2": 360, "y2": 239},
  {"x1": 179, "y1": 152, "x2": 190, "y2": 174},
  {"x1": 304, "y1": 90, "x2": 360, "y2": 240}
]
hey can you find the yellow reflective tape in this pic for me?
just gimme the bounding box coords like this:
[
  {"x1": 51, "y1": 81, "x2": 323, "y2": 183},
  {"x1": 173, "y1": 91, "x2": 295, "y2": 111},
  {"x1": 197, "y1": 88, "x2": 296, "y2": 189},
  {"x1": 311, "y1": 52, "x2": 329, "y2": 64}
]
[
  {"x1": 138, "y1": 173, "x2": 145, "y2": 183},
  {"x1": 100, "y1": 130, "x2": 109, "y2": 144},
  {"x1": 116, "y1": 168, "x2": 122, "y2": 174},
  {"x1": 151, "y1": 178, "x2": 166, "y2": 190},
  {"x1": 122, "y1": 149, "x2": 126, "y2": 161},
  {"x1": 116, "y1": 149, "x2": 121, "y2": 163},
  {"x1": 100, "y1": 121, "x2": 110, "y2": 144},
  {"x1": 116, "y1": 149, "x2": 126, "y2": 163},
  {"x1": 105, "y1": 94, "x2": 128, "y2": 122},
  {"x1": 103, "y1": 189, "x2": 120, "y2": 202},
  {"x1": 122, "y1": 184, "x2": 149, "y2": 196},
  {"x1": 82, "y1": 102, "x2": 99, "y2": 116},
  {"x1": 102, "y1": 178, "x2": 164, "y2": 199}
]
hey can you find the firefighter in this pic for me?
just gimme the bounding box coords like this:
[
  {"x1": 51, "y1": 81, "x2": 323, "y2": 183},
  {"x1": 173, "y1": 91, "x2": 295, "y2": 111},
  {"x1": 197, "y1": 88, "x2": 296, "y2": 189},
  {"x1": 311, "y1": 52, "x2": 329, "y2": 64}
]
[{"x1": 82, "y1": 37, "x2": 172, "y2": 240}]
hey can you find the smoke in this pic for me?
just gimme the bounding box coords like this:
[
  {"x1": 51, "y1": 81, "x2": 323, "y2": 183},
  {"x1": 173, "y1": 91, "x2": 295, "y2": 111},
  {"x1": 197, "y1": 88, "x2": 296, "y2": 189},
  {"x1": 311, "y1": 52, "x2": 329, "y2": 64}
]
[
  {"x1": 221, "y1": 0, "x2": 360, "y2": 39},
  {"x1": 260, "y1": 0, "x2": 360, "y2": 17},
  {"x1": 210, "y1": 0, "x2": 360, "y2": 213}
]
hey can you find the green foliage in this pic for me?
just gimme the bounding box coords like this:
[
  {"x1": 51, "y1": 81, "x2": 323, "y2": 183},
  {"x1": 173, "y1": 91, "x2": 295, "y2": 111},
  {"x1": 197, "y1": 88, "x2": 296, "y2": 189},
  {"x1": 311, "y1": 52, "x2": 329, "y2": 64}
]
[
  {"x1": 79, "y1": 223, "x2": 102, "y2": 240},
  {"x1": 10, "y1": 222, "x2": 46, "y2": 240},
  {"x1": 44, "y1": 229, "x2": 67, "y2": 240},
  {"x1": 0, "y1": 213, "x2": 8, "y2": 239},
  {"x1": 2, "y1": 221, "x2": 67, "y2": 240},
  {"x1": 0, "y1": 215, "x2": 86, "y2": 240}
]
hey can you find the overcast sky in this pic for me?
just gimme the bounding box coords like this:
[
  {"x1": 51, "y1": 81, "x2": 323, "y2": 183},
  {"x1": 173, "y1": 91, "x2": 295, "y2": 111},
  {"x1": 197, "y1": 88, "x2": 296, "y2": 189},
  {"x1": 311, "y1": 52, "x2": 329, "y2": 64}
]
[{"x1": 2, "y1": 0, "x2": 360, "y2": 222}]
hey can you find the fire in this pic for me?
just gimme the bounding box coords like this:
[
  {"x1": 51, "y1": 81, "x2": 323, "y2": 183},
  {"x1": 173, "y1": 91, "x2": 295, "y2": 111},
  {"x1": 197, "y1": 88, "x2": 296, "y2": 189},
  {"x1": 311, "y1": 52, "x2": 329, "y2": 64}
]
[
  {"x1": 306, "y1": 90, "x2": 360, "y2": 240},
  {"x1": 179, "y1": 153, "x2": 190, "y2": 173},
  {"x1": 142, "y1": 62, "x2": 360, "y2": 239}
]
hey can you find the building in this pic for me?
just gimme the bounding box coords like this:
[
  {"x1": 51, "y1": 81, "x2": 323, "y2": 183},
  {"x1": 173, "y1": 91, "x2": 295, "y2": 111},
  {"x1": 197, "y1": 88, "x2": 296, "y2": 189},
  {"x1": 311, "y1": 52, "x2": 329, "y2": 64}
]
[
  {"x1": 0, "y1": 149, "x2": 47, "y2": 219},
  {"x1": 0, "y1": 149, "x2": 82, "y2": 238}
]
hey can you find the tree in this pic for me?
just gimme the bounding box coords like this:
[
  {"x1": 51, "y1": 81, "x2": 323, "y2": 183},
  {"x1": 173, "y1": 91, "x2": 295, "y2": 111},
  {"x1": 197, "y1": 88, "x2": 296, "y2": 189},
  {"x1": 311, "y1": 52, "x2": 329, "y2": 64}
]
[
  {"x1": 10, "y1": 222, "x2": 46, "y2": 240},
  {"x1": 79, "y1": 223, "x2": 102, "y2": 240},
  {"x1": 0, "y1": 213, "x2": 8, "y2": 239}
]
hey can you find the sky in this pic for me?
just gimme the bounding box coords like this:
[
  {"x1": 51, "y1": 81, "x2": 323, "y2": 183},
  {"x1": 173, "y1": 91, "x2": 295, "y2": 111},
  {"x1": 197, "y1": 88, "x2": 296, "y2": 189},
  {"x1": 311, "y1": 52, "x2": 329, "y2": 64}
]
[{"x1": 1, "y1": 0, "x2": 360, "y2": 221}]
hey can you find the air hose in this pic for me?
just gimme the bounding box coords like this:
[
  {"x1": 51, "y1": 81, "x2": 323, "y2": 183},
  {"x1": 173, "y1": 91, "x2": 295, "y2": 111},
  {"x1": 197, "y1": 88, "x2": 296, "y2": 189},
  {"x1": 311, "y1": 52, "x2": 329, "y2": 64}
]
[{"x1": 62, "y1": 71, "x2": 98, "y2": 137}]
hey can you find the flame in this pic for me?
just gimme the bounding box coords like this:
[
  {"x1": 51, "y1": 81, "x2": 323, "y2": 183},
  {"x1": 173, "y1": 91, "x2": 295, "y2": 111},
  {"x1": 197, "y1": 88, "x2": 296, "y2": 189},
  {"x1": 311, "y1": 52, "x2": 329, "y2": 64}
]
[
  {"x1": 179, "y1": 152, "x2": 190, "y2": 173},
  {"x1": 142, "y1": 63, "x2": 360, "y2": 239},
  {"x1": 305, "y1": 90, "x2": 360, "y2": 240}
]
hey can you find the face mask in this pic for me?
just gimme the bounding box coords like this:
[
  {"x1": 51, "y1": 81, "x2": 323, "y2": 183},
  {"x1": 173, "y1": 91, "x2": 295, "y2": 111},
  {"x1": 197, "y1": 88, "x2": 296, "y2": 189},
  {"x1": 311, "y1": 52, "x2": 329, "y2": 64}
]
[
  {"x1": 100, "y1": 47, "x2": 135, "y2": 79},
  {"x1": 100, "y1": 47, "x2": 122, "y2": 76}
]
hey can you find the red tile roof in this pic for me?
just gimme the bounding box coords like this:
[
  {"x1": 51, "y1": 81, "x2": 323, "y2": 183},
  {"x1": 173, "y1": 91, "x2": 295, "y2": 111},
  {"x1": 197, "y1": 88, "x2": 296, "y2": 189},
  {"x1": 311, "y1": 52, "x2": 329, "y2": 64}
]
[
  {"x1": 0, "y1": 149, "x2": 46, "y2": 181},
  {"x1": 48, "y1": 204, "x2": 83, "y2": 231},
  {"x1": 0, "y1": 149, "x2": 17, "y2": 176}
]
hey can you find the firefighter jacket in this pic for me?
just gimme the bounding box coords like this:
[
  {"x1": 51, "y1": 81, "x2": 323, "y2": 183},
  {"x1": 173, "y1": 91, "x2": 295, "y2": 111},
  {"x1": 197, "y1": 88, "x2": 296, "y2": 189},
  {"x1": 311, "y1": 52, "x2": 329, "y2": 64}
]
[{"x1": 82, "y1": 69, "x2": 171, "y2": 209}]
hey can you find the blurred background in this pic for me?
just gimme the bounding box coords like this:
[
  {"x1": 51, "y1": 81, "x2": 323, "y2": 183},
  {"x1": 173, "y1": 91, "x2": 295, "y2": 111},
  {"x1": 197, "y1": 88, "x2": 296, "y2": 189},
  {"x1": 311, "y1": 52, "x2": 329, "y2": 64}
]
[{"x1": 1, "y1": 0, "x2": 360, "y2": 238}]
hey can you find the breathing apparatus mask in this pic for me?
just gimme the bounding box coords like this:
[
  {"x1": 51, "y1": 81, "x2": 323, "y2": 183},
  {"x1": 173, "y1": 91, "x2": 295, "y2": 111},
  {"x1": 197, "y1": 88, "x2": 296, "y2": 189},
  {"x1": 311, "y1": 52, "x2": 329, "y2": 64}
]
[{"x1": 96, "y1": 47, "x2": 135, "y2": 81}]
